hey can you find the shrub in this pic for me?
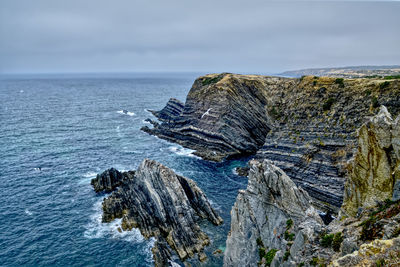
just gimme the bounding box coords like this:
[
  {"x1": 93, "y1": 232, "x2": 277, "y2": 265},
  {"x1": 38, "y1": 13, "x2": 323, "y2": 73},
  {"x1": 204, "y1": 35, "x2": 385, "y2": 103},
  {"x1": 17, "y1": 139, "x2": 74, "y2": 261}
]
[
  {"x1": 256, "y1": 237, "x2": 264, "y2": 247},
  {"x1": 322, "y1": 98, "x2": 335, "y2": 111},
  {"x1": 372, "y1": 96, "x2": 379, "y2": 108},
  {"x1": 284, "y1": 230, "x2": 295, "y2": 241},
  {"x1": 313, "y1": 80, "x2": 317, "y2": 86},
  {"x1": 259, "y1": 247, "x2": 266, "y2": 259},
  {"x1": 332, "y1": 232, "x2": 343, "y2": 252},
  {"x1": 298, "y1": 263, "x2": 305, "y2": 267},
  {"x1": 283, "y1": 251, "x2": 290, "y2": 261},
  {"x1": 202, "y1": 76, "x2": 222, "y2": 86},
  {"x1": 379, "y1": 81, "x2": 390, "y2": 89},
  {"x1": 320, "y1": 233, "x2": 334, "y2": 247},
  {"x1": 334, "y1": 78, "x2": 344, "y2": 88},
  {"x1": 286, "y1": 219, "x2": 293, "y2": 229},
  {"x1": 310, "y1": 257, "x2": 319, "y2": 266},
  {"x1": 265, "y1": 249, "x2": 278, "y2": 266}
]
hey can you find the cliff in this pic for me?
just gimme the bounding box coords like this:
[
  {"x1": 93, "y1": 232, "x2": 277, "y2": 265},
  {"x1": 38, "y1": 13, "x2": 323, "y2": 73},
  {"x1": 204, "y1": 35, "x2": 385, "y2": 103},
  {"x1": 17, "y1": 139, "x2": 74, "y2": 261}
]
[
  {"x1": 224, "y1": 159, "x2": 323, "y2": 267},
  {"x1": 224, "y1": 108, "x2": 400, "y2": 267},
  {"x1": 143, "y1": 73, "x2": 400, "y2": 210},
  {"x1": 91, "y1": 159, "x2": 223, "y2": 266},
  {"x1": 342, "y1": 106, "x2": 400, "y2": 216}
]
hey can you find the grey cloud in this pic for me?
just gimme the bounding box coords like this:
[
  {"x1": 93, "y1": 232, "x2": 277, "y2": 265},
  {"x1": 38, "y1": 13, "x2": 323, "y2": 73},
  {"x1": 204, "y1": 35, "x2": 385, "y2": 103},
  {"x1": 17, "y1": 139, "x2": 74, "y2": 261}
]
[{"x1": 0, "y1": 0, "x2": 399, "y2": 74}]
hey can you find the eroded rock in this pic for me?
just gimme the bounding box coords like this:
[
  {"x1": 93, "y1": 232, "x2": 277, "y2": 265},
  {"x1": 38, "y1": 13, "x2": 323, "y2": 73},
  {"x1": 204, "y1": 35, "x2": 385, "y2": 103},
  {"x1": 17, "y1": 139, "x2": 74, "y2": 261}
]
[{"x1": 94, "y1": 159, "x2": 223, "y2": 266}]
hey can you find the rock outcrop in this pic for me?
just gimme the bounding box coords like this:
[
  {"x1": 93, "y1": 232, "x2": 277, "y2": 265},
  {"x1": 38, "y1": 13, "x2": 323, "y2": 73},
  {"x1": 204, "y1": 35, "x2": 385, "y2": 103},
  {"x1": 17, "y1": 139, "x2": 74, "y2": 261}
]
[
  {"x1": 143, "y1": 73, "x2": 400, "y2": 210},
  {"x1": 342, "y1": 106, "x2": 400, "y2": 216},
  {"x1": 142, "y1": 73, "x2": 276, "y2": 162},
  {"x1": 91, "y1": 168, "x2": 130, "y2": 193},
  {"x1": 224, "y1": 159, "x2": 323, "y2": 267},
  {"x1": 91, "y1": 159, "x2": 223, "y2": 266}
]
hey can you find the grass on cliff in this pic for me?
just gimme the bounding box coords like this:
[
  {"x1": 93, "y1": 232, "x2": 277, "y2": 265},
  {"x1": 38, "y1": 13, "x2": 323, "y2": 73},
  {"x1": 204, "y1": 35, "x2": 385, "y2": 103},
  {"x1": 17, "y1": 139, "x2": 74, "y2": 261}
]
[
  {"x1": 201, "y1": 76, "x2": 223, "y2": 86},
  {"x1": 359, "y1": 199, "x2": 400, "y2": 241}
]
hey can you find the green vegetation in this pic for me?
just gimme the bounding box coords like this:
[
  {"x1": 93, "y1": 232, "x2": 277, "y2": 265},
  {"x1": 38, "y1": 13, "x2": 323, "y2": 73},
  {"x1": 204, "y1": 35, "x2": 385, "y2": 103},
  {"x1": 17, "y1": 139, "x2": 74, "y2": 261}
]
[
  {"x1": 322, "y1": 98, "x2": 335, "y2": 111},
  {"x1": 359, "y1": 199, "x2": 400, "y2": 241},
  {"x1": 332, "y1": 232, "x2": 343, "y2": 252},
  {"x1": 284, "y1": 230, "x2": 295, "y2": 241},
  {"x1": 379, "y1": 81, "x2": 390, "y2": 90},
  {"x1": 365, "y1": 89, "x2": 372, "y2": 96},
  {"x1": 265, "y1": 249, "x2": 278, "y2": 266},
  {"x1": 202, "y1": 76, "x2": 222, "y2": 86},
  {"x1": 310, "y1": 257, "x2": 319, "y2": 266},
  {"x1": 283, "y1": 251, "x2": 290, "y2": 261},
  {"x1": 286, "y1": 219, "x2": 293, "y2": 229},
  {"x1": 313, "y1": 80, "x2": 317, "y2": 86},
  {"x1": 372, "y1": 96, "x2": 379, "y2": 108},
  {"x1": 334, "y1": 78, "x2": 345, "y2": 88},
  {"x1": 298, "y1": 263, "x2": 305, "y2": 267},
  {"x1": 384, "y1": 75, "x2": 400, "y2": 80},
  {"x1": 320, "y1": 233, "x2": 334, "y2": 247},
  {"x1": 269, "y1": 106, "x2": 281, "y2": 119},
  {"x1": 256, "y1": 237, "x2": 264, "y2": 247},
  {"x1": 376, "y1": 258, "x2": 386, "y2": 267}
]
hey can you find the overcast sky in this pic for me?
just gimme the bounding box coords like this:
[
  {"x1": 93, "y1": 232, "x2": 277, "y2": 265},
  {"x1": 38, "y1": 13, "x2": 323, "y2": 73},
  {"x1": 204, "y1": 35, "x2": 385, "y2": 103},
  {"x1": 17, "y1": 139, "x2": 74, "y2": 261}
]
[{"x1": 0, "y1": 0, "x2": 399, "y2": 74}]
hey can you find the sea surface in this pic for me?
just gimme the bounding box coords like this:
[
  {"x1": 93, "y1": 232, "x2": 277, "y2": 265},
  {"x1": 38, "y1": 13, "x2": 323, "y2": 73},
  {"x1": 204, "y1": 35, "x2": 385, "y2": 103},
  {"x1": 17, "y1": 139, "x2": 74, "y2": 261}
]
[{"x1": 0, "y1": 73, "x2": 249, "y2": 266}]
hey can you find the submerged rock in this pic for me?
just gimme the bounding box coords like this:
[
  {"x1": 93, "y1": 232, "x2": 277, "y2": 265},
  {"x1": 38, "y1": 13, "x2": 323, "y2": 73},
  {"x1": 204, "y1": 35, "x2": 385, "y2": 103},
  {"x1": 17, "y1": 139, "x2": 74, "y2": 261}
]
[
  {"x1": 94, "y1": 159, "x2": 223, "y2": 266},
  {"x1": 224, "y1": 159, "x2": 322, "y2": 267}
]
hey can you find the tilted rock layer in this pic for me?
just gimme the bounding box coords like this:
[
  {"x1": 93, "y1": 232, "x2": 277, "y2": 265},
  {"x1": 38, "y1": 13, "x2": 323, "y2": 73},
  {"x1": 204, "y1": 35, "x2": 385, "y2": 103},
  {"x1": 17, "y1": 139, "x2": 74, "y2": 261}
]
[
  {"x1": 224, "y1": 159, "x2": 323, "y2": 267},
  {"x1": 143, "y1": 73, "x2": 400, "y2": 210},
  {"x1": 91, "y1": 159, "x2": 223, "y2": 266},
  {"x1": 342, "y1": 106, "x2": 400, "y2": 216}
]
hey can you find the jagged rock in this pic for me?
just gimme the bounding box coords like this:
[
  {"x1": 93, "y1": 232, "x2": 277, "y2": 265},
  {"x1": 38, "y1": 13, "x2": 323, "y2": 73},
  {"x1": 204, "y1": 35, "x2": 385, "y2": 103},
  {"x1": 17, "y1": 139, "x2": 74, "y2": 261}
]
[
  {"x1": 235, "y1": 166, "x2": 250, "y2": 177},
  {"x1": 91, "y1": 168, "x2": 128, "y2": 193},
  {"x1": 142, "y1": 73, "x2": 276, "y2": 161},
  {"x1": 224, "y1": 159, "x2": 322, "y2": 267},
  {"x1": 342, "y1": 106, "x2": 400, "y2": 216},
  {"x1": 330, "y1": 237, "x2": 400, "y2": 267},
  {"x1": 143, "y1": 73, "x2": 400, "y2": 211},
  {"x1": 148, "y1": 98, "x2": 184, "y2": 122},
  {"x1": 97, "y1": 159, "x2": 223, "y2": 266}
]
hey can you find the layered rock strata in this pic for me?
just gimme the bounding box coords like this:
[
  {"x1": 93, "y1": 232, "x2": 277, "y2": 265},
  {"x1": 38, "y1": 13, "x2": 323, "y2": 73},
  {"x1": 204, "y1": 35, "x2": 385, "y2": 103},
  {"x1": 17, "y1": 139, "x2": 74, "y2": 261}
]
[
  {"x1": 342, "y1": 106, "x2": 400, "y2": 216},
  {"x1": 91, "y1": 159, "x2": 223, "y2": 266},
  {"x1": 143, "y1": 73, "x2": 400, "y2": 210},
  {"x1": 91, "y1": 168, "x2": 132, "y2": 193},
  {"x1": 224, "y1": 108, "x2": 400, "y2": 267},
  {"x1": 224, "y1": 159, "x2": 323, "y2": 267}
]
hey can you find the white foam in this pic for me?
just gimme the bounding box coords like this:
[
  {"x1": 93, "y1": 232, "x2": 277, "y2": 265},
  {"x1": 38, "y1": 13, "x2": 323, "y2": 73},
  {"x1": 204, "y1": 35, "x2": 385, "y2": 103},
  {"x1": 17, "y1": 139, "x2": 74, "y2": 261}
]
[
  {"x1": 142, "y1": 119, "x2": 151, "y2": 124},
  {"x1": 19, "y1": 90, "x2": 24, "y2": 93},
  {"x1": 168, "y1": 146, "x2": 200, "y2": 159},
  {"x1": 208, "y1": 199, "x2": 222, "y2": 212},
  {"x1": 84, "y1": 199, "x2": 145, "y2": 243},
  {"x1": 117, "y1": 110, "x2": 135, "y2": 116},
  {"x1": 25, "y1": 209, "x2": 33, "y2": 216},
  {"x1": 78, "y1": 171, "x2": 97, "y2": 185}
]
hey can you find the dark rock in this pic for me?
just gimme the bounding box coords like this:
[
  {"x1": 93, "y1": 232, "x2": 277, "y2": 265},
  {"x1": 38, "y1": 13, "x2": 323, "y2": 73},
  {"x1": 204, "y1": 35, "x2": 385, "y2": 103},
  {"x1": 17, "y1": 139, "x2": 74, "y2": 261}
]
[
  {"x1": 235, "y1": 166, "x2": 250, "y2": 177},
  {"x1": 148, "y1": 98, "x2": 184, "y2": 122},
  {"x1": 91, "y1": 168, "x2": 127, "y2": 193},
  {"x1": 96, "y1": 159, "x2": 223, "y2": 265}
]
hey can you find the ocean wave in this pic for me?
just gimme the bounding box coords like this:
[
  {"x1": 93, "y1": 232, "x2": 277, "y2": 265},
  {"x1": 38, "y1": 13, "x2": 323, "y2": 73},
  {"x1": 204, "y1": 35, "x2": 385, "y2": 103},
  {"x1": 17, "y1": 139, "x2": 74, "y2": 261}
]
[
  {"x1": 25, "y1": 209, "x2": 33, "y2": 216},
  {"x1": 83, "y1": 199, "x2": 145, "y2": 243},
  {"x1": 78, "y1": 171, "x2": 98, "y2": 185},
  {"x1": 142, "y1": 119, "x2": 151, "y2": 124},
  {"x1": 117, "y1": 110, "x2": 135, "y2": 116},
  {"x1": 168, "y1": 146, "x2": 199, "y2": 159}
]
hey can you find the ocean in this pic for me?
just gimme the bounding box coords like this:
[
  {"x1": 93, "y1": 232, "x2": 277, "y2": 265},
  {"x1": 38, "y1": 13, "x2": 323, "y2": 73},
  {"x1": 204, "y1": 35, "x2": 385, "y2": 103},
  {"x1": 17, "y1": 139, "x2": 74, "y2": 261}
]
[{"x1": 0, "y1": 73, "x2": 249, "y2": 266}]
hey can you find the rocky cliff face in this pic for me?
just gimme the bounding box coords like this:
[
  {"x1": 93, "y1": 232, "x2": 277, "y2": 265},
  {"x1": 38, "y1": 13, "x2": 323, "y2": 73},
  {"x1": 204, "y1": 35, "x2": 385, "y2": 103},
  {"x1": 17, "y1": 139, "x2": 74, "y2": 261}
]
[
  {"x1": 91, "y1": 168, "x2": 131, "y2": 193},
  {"x1": 91, "y1": 159, "x2": 223, "y2": 266},
  {"x1": 342, "y1": 106, "x2": 400, "y2": 216},
  {"x1": 224, "y1": 159, "x2": 323, "y2": 267},
  {"x1": 224, "y1": 107, "x2": 400, "y2": 267},
  {"x1": 142, "y1": 73, "x2": 278, "y2": 162},
  {"x1": 143, "y1": 73, "x2": 400, "y2": 210}
]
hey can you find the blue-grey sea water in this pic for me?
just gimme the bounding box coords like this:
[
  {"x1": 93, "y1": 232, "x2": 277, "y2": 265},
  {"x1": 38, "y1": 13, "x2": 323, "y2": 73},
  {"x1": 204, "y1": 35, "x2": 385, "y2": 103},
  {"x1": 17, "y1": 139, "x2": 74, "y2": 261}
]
[{"x1": 0, "y1": 73, "x2": 248, "y2": 266}]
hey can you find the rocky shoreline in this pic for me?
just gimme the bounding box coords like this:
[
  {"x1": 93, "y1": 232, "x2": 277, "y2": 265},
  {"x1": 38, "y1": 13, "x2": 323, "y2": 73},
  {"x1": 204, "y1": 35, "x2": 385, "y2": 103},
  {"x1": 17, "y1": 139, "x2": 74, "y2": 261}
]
[
  {"x1": 91, "y1": 159, "x2": 223, "y2": 266},
  {"x1": 93, "y1": 73, "x2": 400, "y2": 266}
]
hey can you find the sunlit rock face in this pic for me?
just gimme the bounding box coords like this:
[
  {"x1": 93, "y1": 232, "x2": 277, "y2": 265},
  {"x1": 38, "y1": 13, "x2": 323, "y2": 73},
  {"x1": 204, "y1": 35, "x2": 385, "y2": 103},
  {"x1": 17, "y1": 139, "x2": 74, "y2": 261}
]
[{"x1": 342, "y1": 106, "x2": 400, "y2": 216}]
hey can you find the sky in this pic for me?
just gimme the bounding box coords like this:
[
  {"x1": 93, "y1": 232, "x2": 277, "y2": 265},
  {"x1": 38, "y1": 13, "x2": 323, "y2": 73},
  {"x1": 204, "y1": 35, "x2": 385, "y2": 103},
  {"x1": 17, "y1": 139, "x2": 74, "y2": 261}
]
[{"x1": 0, "y1": 0, "x2": 399, "y2": 74}]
